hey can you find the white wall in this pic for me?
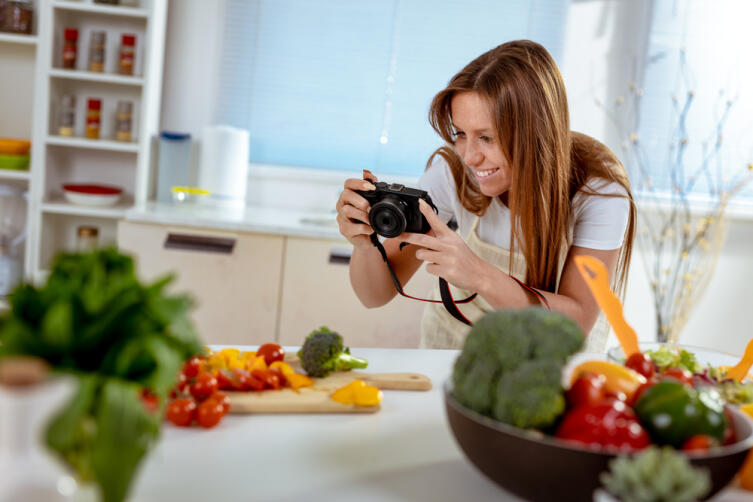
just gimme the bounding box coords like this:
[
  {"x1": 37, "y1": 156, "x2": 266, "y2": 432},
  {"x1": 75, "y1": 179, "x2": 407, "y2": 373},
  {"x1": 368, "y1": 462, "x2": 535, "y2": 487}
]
[{"x1": 159, "y1": 0, "x2": 753, "y2": 353}]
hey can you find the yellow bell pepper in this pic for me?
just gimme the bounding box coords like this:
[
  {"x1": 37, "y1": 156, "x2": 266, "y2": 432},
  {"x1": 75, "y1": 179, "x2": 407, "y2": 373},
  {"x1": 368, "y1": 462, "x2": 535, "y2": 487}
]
[
  {"x1": 285, "y1": 372, "x2": 314, "y2": 391},
  {"x1": 570, "y1": 360, "x2": 646, "y2": 400},
  {"x1": 331, "y1": 380, "x2": 382, "y2": 406},
  {"x1": 247, "y1": 355, "x2": 268, "y2": 372},
  {"x1": 240, "y1": 351, "x2": 257, "y2": 368},
  {"x1": 269, "y1": 361, "x2": 295, "y2": 377}
]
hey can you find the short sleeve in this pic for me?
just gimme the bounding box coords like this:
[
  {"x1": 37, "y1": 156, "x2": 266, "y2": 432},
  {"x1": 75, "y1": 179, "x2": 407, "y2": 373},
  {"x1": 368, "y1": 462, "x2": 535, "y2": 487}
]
[
  {"x1": 418, "y1": 156, "x2": 456, "y2": 225},
  {"x1": 572, "y1": 180, "x2": 631, "y2": 250}
]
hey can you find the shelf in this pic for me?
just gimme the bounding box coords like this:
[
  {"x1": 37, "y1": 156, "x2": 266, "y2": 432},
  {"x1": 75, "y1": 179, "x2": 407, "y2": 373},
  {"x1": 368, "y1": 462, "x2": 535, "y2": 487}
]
[
  {"x1": 0, "y1": 33, "x2": 38, "y2": 46},
  {"x1": 49, "y1": 68, "x2": 144, "y2": 86},
  {"x1": 0, "y1": 170, "x2": 31, "y2": 181},
  {"x1": 46, "y1": 135, "x2": 139, "y2": 152},
  {"x1": 41, "y1": 198, "x2": 132, "y2": 218},
  {"x1": 52, "y1": 1, "x2": 149, "y2": 18}
]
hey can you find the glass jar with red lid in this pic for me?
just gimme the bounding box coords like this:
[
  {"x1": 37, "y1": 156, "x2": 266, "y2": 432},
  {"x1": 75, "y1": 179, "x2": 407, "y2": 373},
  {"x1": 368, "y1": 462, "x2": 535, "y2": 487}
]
[
  {"x1": 86, "y1": 98, "x2": 101, "y2": 140},
  {"x1": 119, "y1": 33, "x2": 136, "y2": 75},
  {"x1": 62, "y1": 28, "x2": 78, "y2": 69}
]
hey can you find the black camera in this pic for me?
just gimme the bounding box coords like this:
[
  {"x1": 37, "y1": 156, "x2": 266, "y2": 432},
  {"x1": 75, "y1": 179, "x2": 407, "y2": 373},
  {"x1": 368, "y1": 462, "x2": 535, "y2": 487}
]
[{"x1": 355, "y1": 182, "x2": 437, "y2": 238}]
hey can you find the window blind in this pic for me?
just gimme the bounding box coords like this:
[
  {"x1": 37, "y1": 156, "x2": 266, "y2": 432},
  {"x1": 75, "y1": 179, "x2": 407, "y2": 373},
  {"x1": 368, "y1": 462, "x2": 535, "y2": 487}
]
[
  {"x1": 635, "y1": 0, "x2": 753, "y2": 202},
  {"x1": 215, "y1": 0, "x2": 570, "y2": 177}
]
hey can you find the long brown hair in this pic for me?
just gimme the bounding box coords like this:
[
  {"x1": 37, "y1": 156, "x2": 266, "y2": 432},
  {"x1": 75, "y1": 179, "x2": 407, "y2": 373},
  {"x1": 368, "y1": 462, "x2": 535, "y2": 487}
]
[{"x1": 427, "y1": 40, "x2": 636, "y2": 297}]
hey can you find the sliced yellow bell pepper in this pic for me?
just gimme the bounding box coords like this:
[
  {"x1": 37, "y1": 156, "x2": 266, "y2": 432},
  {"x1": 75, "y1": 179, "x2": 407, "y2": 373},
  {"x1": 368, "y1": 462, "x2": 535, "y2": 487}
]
[
  {"x1": 269, "y1": 361, "x2": 295, "y2": 377},
  {"x1": 247, "y1": 355, "x2": 268, "y2": 372},
  {"x1": 285, "y1": 372, "x2": 314, "y2": 391},
  {"x1": 570, "y1": 360, "x2": 646, "y2": 400},
  {"x1": 331, "y1": 380, "x2": 382, "y2": 406}
]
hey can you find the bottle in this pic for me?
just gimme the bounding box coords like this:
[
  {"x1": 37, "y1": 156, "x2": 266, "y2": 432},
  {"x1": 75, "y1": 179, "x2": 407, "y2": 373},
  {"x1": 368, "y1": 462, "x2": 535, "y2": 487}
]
[
  {"x1": 88, "y1": 31, "x2": 106, "y2": 72},
  {"x1": 3, "y1": 0, "x2": 33, "y2": 34},
  {"x1": 76, "y1": 226, "x2": 99, "y2": 252},
  {"x1": 115, "y1": 100, "x2": 132, "y2": 142},
  {"x1": 85, "y1": 98, "x2": 101, "y2": 139},
  {"x1": 119, "y1": 33, "x2": 135, "y2": 75},
  {"x1": 57, "y1": 95, "x2": 76, "y2": 137},
  {"x1": 62, "y1": 28, "x2": 78, "y2": 69}
]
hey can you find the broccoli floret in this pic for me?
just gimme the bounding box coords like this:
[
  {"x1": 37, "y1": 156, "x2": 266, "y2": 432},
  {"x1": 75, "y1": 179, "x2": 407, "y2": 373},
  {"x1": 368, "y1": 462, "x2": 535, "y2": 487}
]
[
  {"x1": 297, "y1": 326, "x2": 368, "y2": 377},
  {"x1": 493, "y1": 359, "x2": 565, "y2": 428},
  {"x1": 452, "y1": 307, "x2": 583, "y2": 430}
]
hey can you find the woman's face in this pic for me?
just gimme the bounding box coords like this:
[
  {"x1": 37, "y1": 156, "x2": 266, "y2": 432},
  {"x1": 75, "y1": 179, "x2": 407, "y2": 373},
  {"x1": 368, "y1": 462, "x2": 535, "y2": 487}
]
[{"x1": 450, "y1": 91, "x2": 511, "y2": 197}]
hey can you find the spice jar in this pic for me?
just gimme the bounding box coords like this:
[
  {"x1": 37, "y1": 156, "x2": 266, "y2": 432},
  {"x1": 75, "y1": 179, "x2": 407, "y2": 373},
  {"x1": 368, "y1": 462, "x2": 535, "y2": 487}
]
[
  {"x1": 118, "y1": 33, "x2": 135, "y2": 75},
  {"x1": 88, "y1": 31, "x2": 106, "y2": 73},
  {"x1": 61, "y1": 28, "x2": 78, "y2": 69},
  {"x1": 86, "y1": 98, "x2": 101, "y2": 139},
  {"x1": 57, "y1": 95, "x2": 76, "y2": 137},
  {"x1": 76, "y1": 226, "x2": 99, "y2": 252},
  {"x1": 115, "y1": 100, "x2": 133, "y2": 142},
  {"x1": 3, "y1": 0, "x2": 33, "y2": 34}
]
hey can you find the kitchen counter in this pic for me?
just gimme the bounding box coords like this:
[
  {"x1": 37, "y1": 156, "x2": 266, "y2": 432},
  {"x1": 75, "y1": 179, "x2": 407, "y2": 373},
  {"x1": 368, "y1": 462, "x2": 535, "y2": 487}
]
[
  {"x1": 124, "y1": 202, "x2": 342, "y2": 240},
  {"x1": 129, "y1": 348, "x2": 753, "y2": 502}
]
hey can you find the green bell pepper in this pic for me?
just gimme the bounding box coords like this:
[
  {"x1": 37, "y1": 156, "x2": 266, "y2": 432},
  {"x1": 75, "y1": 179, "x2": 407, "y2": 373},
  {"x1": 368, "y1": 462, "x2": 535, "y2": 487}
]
[{"x1": 634, "y1": 380, "x2": 727, "y2": 448}]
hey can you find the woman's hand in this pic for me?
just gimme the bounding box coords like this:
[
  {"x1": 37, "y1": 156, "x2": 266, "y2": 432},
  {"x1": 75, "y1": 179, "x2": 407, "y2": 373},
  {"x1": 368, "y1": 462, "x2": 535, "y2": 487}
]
[
  {"x1": 336, "y1": 173, "x2": 377, "y2": 249},
  {"x1": 398, "y1": 199, "x2": 491, "y2": 292}
]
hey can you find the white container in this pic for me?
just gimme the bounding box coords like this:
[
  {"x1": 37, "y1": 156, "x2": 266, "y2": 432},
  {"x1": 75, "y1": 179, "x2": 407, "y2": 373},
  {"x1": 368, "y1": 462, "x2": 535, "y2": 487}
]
[
  {"x1": 197, "y1": 125, "x2": 249, "y2": 208},
  {"x1": 156, "y1": 132, "x2": 192, "y2": 203}
]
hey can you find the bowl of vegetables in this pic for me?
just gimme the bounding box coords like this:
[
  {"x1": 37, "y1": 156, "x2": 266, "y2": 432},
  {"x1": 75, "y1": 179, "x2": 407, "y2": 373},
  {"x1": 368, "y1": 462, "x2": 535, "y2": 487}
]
[{"x1": 443, "y1": 309, "x2": 753, "y2": 502}]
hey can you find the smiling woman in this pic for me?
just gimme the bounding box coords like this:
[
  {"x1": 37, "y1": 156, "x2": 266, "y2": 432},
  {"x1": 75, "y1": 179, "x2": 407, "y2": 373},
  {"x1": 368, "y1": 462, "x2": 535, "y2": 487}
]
[{"x1": 337, "y1": 40, "x2": 636, "y2": 352}]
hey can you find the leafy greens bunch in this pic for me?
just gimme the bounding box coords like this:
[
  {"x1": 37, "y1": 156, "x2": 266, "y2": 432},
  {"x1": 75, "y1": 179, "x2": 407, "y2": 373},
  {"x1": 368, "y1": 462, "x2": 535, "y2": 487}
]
[{"x1": 0, "y1": 248, "x2": 203, "y2": 502}]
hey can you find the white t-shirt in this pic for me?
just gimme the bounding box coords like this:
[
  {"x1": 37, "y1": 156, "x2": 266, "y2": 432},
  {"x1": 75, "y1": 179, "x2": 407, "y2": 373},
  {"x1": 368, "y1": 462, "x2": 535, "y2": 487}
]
[{"x1": 417, "y1": 157, "x2": 630, "y2": 251}]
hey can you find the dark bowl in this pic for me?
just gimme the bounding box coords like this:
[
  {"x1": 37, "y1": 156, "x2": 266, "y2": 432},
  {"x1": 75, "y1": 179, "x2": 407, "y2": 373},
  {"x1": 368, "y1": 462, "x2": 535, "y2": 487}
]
[{"x1": 444, "y1": 382, "x2": 753, "y2": 502}]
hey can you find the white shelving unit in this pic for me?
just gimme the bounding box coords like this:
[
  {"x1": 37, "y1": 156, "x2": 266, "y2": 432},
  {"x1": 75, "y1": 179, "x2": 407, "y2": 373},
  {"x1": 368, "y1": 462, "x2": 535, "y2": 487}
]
[
  {"x1": 28, "y1": 0, "x2": 167, "y2": 281},
  {"x1": 0, "y1": 1, "x2": 38, "y2": 295}
]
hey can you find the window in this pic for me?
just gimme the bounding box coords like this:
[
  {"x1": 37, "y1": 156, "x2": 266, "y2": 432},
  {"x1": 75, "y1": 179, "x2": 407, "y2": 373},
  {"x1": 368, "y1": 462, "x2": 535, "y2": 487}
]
[
  {"x1": 629, "y1": 0, "x2": 753, "y2": 203},
  {"x1": 215, "y1": 0, "x2": 569, "y2": 177}
]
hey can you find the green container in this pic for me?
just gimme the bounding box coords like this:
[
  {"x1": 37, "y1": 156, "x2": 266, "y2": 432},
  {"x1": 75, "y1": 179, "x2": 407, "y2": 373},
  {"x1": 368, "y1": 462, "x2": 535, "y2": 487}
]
[{"x1": 0, "y1": 153, "x2": 30, "y2": 171}]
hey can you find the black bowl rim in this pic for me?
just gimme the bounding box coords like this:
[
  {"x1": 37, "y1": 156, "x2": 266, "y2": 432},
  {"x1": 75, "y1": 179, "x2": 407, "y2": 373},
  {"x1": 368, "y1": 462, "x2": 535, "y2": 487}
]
[
  {"x1": 444, "y1": 380, "x2": 753, "y2": 458},
  {"x1": 606, "y1": 342, "x2": 743, "y2": 362}
]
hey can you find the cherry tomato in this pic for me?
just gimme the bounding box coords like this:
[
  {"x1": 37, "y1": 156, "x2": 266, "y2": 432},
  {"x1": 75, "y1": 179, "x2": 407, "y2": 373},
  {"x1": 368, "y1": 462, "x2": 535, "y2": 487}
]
[
  {"x1": 566, "y1": 373, "x2": 606, "y2": 408},
  {"x1": 166, "y1": 398, "x2": 197, "y2": 427},
  {"x1": 182, "y1": 356, "x2": 202, "y2": 379},
  {"x1": 723, "y1": 406, "x2": 737, "y2": 445},
  {"x1": 175, "y1": 372, "x2": 189, "y2": 394},
  {"x1": 662, "y1": 367, "x2": 694, "y2": 387},
  {"x1": 252, "y1": 369, "x2": 281, "y2": 390},
  {"x1": 209, "y1": 391, "x2": 231, "y2": 414},
  {"x1": 625, "y1": 352, "x2": 656, "y2": 379},
  {"x1": 140, "y1": 388, "x2": 160, "y2": 414},
  {"x1": 197, "y1": 399, "x2": 225, "y2": 428},
  {"x1": 682, "y1": 434, "x2": 719, "y2": 452},
  {"x1": 190, "y1": 372, "x2": 218, "y2": 401},
  {"x1": 256, "y1": 343, "x2": 284, "y2": 366}
]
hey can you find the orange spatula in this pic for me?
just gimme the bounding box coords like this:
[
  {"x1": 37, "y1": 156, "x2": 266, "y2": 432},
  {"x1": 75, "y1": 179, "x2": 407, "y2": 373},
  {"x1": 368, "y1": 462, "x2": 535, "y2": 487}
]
[
  {"x1": 725, "y1": 338, "x2": 753, "y2": 382},
  {"x1": 574, "y1": 255, "x2": 640, "y2": 357}
]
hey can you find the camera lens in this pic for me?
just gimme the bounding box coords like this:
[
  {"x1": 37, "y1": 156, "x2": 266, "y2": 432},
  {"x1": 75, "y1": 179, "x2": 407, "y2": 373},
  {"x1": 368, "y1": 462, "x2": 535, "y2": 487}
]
[{"x1": 369, "y1": 196, "x2": 407, "y2": 238}]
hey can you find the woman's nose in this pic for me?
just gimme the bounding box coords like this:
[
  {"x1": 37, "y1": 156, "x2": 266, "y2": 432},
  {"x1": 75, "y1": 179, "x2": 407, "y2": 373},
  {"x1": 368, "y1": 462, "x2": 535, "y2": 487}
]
[{"x1": 462, "y1": 144, "x2": 483, "y2": 167}]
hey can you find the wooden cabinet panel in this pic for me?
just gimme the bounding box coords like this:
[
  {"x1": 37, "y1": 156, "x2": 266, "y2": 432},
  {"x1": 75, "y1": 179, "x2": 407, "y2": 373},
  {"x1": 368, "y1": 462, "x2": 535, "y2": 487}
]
[
  {"x1": 117, "y1": 221, "x2": 284, "y2": 345},
  {"x1": 278, "y1": 236, "x2": 435, "y2": 348}
]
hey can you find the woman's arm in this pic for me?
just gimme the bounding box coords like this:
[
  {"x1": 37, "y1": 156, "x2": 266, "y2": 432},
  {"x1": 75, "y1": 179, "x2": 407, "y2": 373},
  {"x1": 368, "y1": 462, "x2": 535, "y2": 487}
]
[
  {"x1": 399, "y1": 199, "x2": 618, "y2": 334},
  {"x1": 336, "y1": 177, "x2": 424, "y2": 308}
]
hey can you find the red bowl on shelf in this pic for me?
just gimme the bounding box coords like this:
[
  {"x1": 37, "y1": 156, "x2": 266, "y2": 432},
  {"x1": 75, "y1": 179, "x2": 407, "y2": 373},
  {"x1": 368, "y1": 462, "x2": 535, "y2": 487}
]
[{"x1": 62, "y1": 184, "x2": 122, "y2": 207}]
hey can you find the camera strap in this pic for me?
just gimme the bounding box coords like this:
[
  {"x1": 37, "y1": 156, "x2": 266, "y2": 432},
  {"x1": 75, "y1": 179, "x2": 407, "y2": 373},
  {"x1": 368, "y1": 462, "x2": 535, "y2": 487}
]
[
  {"x1": 368, "y1": 233, "x2": 551, "y2": 326},
  {"x1": 369, "y1": 233, "x2": 477, "y2": 326}
]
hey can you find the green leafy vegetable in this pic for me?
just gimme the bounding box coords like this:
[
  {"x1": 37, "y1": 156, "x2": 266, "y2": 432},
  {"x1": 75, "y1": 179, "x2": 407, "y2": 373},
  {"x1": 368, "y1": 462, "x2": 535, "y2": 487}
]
[
  {"x1": 600, "y1": 446, "x2": 711, "y2": 502},
  {"x1": 645, "y1": 346, "x2": 702, "y2": 374},
  {"x1": 0, "y1": 248, "x2": 203, "y2": 502}
]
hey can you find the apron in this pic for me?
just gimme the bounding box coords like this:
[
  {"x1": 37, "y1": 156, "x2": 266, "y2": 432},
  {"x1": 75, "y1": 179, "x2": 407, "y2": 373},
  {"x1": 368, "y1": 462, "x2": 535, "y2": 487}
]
[{"x1": 419, "y1": 215, "x2": 610, "y2": 352}]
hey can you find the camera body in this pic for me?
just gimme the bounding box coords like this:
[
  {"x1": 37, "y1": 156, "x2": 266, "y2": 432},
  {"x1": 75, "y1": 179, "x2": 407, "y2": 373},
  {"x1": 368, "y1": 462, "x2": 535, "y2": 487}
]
[{"x1": 355, "y1": 182, "x2": 437, "y2": 238}]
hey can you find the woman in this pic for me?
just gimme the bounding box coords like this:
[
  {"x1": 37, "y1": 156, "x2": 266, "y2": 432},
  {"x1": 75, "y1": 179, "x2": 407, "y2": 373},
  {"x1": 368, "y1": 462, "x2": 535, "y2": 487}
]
[{"x1": 336, "y1": 40, "x2": 635, "y2": 351}]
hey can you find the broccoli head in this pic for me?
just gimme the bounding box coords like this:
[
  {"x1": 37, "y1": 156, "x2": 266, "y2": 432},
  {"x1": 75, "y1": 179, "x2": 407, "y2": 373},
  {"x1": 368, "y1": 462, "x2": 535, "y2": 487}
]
[
  {"x1": 451, "y1": 307, "x2": 583, "y2": 430},
  {"x1": 297, "y1": 326, "x2": 368, "y2": 377}
]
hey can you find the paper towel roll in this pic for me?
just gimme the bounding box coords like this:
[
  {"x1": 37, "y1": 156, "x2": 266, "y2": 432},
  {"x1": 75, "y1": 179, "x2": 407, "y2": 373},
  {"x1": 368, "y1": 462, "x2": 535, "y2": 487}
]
[{"x1": 197, "y1": 125, "x2": 250, "y2": 206}]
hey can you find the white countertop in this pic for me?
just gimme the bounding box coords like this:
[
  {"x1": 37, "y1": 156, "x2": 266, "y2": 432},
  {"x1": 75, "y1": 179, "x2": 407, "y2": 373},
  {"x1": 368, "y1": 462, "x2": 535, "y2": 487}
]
[
  {"x1": 128, "y1": 348, "x2": 753, "y2": 502},
  {"x1": 124, "y1": 202, "x2": 342, "y2": 240}
]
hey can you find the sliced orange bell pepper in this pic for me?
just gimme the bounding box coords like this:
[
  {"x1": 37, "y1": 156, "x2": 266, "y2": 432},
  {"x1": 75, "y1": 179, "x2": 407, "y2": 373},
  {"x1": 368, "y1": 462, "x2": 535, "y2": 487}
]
[
  {"x1": 570, "y1": 360, "x2": 646, "y2": 400},
  {"x1": 738, "y1": 404, "x2": 753, "y2": 491},
  {"x1": 331, "y1": 380, "x2": 382, "y2": 406}
]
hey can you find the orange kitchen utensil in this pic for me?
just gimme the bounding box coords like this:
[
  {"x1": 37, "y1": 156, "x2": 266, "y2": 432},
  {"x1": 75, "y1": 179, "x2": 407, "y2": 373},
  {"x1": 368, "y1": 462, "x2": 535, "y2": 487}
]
[
  {"x1": 725, "y1": 338, "x2": 753, "y2": 382},
  {"x1": 574, "y1": 255, "x2": 640, "y2": 357}
]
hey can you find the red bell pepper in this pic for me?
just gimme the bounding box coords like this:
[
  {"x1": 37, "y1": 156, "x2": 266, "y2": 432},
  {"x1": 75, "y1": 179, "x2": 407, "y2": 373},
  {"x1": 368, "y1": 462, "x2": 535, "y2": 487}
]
[{"x1": 555, "y1": 399, "x2": 651, "y2": 450}]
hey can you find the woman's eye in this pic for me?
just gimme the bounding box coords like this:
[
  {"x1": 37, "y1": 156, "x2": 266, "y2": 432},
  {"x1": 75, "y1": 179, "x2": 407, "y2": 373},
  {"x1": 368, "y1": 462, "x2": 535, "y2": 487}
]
[
  {"x1": 452, "y1": 130, "x2": 465, "y2": 139},
  {"x1": 480, "y1": 135, "x2": 492, "y2": 143}
]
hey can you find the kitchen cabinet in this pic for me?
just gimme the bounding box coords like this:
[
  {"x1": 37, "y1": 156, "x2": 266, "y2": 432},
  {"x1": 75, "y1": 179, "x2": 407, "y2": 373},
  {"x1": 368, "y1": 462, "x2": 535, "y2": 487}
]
[
  {"x1": 117, "y1": 220, "x2": 435, "y2": 347},
  {"x1": 277, "y1": 236, "x2": 434, "y2": 348},
  {"x1": 117, "y1": 220, "x2": 284, "y2": 345}
]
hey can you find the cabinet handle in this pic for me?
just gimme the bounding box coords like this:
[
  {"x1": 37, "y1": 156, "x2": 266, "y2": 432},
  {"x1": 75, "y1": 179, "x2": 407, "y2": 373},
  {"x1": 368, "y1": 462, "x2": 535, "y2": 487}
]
[
  {"x1": 328, "y1": 247, "x2": 352, "y2": 265},
  {"x1": 164, "y1": 233, "x2": 236, "y2": 254}
]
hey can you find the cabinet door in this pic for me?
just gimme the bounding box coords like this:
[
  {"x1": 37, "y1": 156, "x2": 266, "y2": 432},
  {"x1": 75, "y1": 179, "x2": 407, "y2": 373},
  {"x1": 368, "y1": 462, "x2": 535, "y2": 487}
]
[
  {"x1": 117, "y1": 221, "x2": 283, "y2": 345},
  {"x1": 278, "y1": 236, "x2": 435, "y2": 348}
]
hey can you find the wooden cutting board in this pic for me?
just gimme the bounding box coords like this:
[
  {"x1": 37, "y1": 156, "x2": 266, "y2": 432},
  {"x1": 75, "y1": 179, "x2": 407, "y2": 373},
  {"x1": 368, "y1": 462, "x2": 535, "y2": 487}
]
[{"x1": 227, "y1": 370, "x2": 432, "y2": 414}]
